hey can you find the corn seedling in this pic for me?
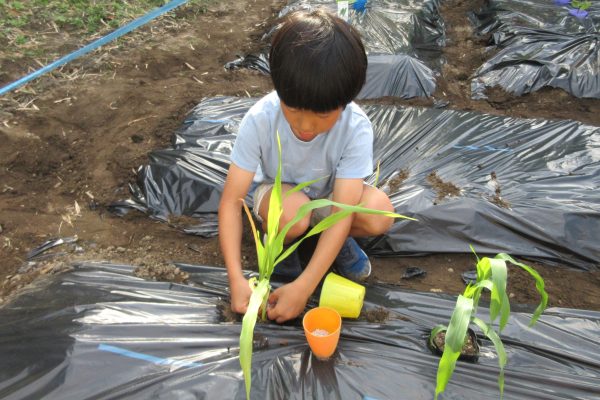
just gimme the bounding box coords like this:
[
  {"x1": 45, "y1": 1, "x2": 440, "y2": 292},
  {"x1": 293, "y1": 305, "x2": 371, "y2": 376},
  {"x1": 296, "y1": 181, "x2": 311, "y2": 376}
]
[
  {"x1": 239, "y1": 132, "x2": 415, "y2": 399},
  {"x1": 431, "y1": 246, "x2": 548, "y2": 399}
]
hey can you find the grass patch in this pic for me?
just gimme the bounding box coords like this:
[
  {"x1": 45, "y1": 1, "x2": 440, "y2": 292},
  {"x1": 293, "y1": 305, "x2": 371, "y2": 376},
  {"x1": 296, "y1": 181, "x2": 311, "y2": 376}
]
[{"x1": 0, "y1": 0, "x2": 209, "y2": 54}]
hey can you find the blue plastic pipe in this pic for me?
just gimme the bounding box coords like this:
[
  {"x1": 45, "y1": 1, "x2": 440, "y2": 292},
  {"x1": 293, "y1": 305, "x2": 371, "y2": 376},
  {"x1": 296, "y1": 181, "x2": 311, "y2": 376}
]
[
  {"x1": 0, "y1": 0, "x2": 189, "y2": 96},
  {"x1": 98, "y1": 344, "x2": 203, "y2": 368}
]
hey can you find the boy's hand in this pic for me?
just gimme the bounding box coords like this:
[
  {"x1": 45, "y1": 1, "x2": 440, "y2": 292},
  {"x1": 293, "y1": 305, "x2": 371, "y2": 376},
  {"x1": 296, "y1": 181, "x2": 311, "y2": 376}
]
[
  {"x1": 229, "y1": 276, "x2": 253, "y2": 314},
  {"x1": 266, "y1": 280, "x2": 310, "y2": 323}
]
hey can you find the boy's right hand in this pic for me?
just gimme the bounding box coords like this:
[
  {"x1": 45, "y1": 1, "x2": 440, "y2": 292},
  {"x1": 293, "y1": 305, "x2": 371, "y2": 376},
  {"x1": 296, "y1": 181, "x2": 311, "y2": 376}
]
[{"x1": 229, "y1": 275, "x2": 253, "y2": 314}]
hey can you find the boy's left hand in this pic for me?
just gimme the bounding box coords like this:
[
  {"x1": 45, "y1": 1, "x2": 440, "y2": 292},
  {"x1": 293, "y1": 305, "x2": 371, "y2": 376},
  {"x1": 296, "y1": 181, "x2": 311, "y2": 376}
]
[{"x1": 267, "y1": 280, "x2": 310, "y2": 323}]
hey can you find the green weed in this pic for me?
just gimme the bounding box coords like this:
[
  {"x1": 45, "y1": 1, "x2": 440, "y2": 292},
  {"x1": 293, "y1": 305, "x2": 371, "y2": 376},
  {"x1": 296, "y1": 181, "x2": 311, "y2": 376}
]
[{"x1": 0, "y1": 0, "x2": 210, "y2": 48}]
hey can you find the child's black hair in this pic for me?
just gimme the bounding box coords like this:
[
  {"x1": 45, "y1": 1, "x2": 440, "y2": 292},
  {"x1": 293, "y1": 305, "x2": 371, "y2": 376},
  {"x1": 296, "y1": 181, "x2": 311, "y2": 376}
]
[{"x1": 269, "y1": 9, "x2": 367, "y2": 113}]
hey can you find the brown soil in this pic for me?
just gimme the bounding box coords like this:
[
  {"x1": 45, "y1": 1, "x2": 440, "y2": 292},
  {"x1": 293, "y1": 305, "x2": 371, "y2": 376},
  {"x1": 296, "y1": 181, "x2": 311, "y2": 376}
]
[
  {"x1": 1, "y1": 0, "x2": 599, "y2": 312},
  {"x1": 431, "y1": 329, "x2": 479, "y2": 357},
  {"x1": 426, "y1": 171, "x2": 461, "y2": 204},
  {"x1": 133, "y1": 263, "x2": 189, "y2": 283},
  {"x1": 382, "y1": 169, "x2": 409, "y2": 194},
  {"x1": 361, "y1": 306, "x2": 390, "y2": 323}
]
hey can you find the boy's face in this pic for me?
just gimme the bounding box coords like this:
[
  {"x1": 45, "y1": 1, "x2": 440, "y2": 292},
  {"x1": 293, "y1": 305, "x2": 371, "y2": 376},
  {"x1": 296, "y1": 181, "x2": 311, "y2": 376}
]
[{"x1": 281, "y1": 101, "x2": 343, "y2": 142}]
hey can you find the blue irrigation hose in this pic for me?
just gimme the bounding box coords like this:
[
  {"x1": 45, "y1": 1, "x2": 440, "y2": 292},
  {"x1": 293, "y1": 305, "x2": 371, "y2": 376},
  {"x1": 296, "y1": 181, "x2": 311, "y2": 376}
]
[{"x1": 0, "y1": 0, "x2": 189, "y2": 96}]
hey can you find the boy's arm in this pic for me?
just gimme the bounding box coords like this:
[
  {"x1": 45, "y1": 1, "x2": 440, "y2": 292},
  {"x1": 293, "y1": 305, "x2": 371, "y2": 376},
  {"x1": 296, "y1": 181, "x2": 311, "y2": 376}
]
[
  {"x1": 267, "y1": 177, "x2": 362, "y2": 323},
  {"x1": 219, "y1": 163, "x2": 255, "y2": 314}
]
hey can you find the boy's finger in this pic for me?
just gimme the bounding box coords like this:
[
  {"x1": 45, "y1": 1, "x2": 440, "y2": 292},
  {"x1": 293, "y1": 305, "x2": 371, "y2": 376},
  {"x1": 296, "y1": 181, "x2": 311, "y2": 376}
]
[
  {"x1": 268, "y1": 289, "x2": 280, "y2": 303},
  {"x1": 266, "y1": 304, "x2": 279, "y2": 320}
]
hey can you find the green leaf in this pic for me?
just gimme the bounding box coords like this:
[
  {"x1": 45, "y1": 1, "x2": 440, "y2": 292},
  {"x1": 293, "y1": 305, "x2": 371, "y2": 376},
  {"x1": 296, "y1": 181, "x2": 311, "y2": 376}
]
[
  {"x1": 265, "y1": 134, "x2": 284, "y2": 261},
  {"x1": 239, "y1": 279, "x2": 270, "y2": 400},
  {"x1": 464, "y1": 278, "x2": 493, "y2": 315},
  {"x1": 271, "y1": 199, "x2": 414, "y2": 277},
  {"x1": 241, "y1": 200, "x2": 266, "y2": 277},
  {"x1": 429, "y1": 324, "x2": 448, "y2": 349},
  {"x1": 571, "y1": 0, "x2": 591, "y2": 11},
  {"x1": 489, "y1": 258, "x2": 508, "y2": 325},
  {"x1": 499, "y1": 290, "x2": 511, "y2": 333},
  {"x1": 434, "y1": 295, "x2": 473, "y2": 399},
  {"x1": 273, "y1": 208, "x2": 355, "y2": 274},
  {"x1": 494, "y1": 253, "x2": 548, "y2": 326},
  {"x1": 374, "y1": 160, "x2": 381, "y2": 187},
  {"x1": 284, "y1": 176, "x2": 326, "y2": 198},
  {"x1": 476, "y1": 256, "x2": 492, "y2": 282},
  {"x1": 469, "y1": 244, "x2": 480, "y2": 262},
  {"x1": 472, "y1": 317, "x2": 507, "y2": 397}
]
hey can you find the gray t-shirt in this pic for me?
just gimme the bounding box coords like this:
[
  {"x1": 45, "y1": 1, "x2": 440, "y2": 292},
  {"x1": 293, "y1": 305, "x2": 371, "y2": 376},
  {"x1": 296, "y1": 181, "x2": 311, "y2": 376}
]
[{"x1": 231, "y1": 92, "x2": 373, "y2": 199}]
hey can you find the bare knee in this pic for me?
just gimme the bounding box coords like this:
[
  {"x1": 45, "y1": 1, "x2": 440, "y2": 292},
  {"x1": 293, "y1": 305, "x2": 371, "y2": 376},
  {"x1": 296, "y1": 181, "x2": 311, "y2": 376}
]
[
  {"x1": 259, "y1": 184, "x2": 311, "y2": 242},
  {"x1": 281, "y1": 211, "x2": 310, "y2": 242},
  {"x1": 352, "y1": 186, "x2": 395, "y2": 236},
  {"x1": 355, "y1": 210, "x2": 394, "y2": 236}
]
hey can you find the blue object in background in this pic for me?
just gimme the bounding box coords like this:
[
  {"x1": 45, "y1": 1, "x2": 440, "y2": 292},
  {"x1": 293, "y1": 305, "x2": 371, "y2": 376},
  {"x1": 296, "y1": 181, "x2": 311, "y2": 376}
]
[
  {"x1": 569, "y1": 8, "x2": 589, "y2": 18},
  {"x1": 554, "y1": 0, "x2": 570, "y2": 5},
  {"x1": 352, "y1": 0, "x2": 368, "y2": 13}
]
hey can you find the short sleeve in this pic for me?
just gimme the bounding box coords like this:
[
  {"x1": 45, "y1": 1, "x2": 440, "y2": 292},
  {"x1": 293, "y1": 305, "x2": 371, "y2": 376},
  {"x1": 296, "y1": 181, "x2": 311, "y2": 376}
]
[
  {"x1": 335, "y1": 117, "x2": 374, "y2": 179},
  {"x1": 231, "y1": 111, "x2": 262, "y2": 173}
]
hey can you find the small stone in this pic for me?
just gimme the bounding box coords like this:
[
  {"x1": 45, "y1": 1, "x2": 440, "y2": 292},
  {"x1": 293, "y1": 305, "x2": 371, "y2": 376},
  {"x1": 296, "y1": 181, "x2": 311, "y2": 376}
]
[
  {"x1": 430, "y1": 288, "x2": 443, "y2": 293},
  {"x1": 116, "y1": 247, "x2": 126, "y2": 253},
  {"x1": 509, "y1": 292, "x2": 515, "y2": 298},
  {"x1": 447, "y1": 268, "x2": 454, "y2": 273},
  {"x1": 106, "y1": 246, "x2": 115, "y2": 251}
]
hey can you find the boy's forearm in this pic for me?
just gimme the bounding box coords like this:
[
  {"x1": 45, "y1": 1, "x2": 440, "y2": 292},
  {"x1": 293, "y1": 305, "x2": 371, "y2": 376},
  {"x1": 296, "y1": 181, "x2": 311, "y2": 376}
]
[
  {"x1": 218, "y1": 200, "x2": 245, "y2": 283},
  {"x1": 296, "y1": 216, "x2": 352, "y2": 294}
]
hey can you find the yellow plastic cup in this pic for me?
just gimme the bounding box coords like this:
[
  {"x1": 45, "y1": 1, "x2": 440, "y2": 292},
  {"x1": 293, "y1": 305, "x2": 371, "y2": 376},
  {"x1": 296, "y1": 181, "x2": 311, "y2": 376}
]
[
  {"x1": 319, "y1": 272, "x2": 365, "y2": 319},
  {"x1": 303, "y1": 306, "x2": 342, "y2": 360}
]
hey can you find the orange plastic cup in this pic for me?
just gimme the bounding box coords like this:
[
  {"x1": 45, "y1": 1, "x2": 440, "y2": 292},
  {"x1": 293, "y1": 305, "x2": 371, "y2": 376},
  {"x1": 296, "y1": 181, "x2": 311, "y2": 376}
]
[{"x1": 303, "y1": 306, "x2": 342, "y2": 360}]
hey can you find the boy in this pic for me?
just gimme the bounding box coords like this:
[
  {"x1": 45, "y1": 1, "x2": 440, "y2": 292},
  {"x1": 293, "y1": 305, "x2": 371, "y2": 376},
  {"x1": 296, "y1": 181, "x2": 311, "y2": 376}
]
[{"x1": 218, "y1": 9, "x2": 394, "y2": 323}]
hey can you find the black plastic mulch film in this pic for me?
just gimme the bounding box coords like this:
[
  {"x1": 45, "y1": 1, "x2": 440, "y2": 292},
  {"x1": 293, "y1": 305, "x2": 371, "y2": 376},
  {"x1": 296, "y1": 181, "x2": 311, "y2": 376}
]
[
  {"x1": 225, "y1": 0, "x2": 444, "y2": 99},
  {"x1": 227, "y1": 0, "x2": 600, "y2": 100},
  {"x1": 113, "y1": 96, "x2": 600, "y2": 270},
  {"x1": 6, "y1": 2, "x2": 600, "y2": 399},
  {"x1": 470, "y1": 0, "x2": 600, "y2": 99},
  {"x1": 2, "y1": 262, "x2": 600, "y2": 399}
]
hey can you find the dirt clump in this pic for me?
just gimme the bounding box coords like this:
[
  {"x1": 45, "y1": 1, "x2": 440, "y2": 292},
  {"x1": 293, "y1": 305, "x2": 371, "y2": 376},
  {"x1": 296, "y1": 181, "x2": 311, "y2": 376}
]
[
  {"x1": 488, "y1": 171, "x2": 510, "y2": 209},
  {"x1": 133, "y1": 263, "x2": 189, "y2": 283},
  {"x1": 427, "y1": 171, "x2": 461, "y2": 204},
  {"x1": 217, "y1": 299, "x2": 242, "y2": 323},
  {"x1": 382, "y1": 169, "x2": 410, "y2": 194},
  {"x1": 361, "y1": 306, "x2": 390, "y2": 323},
  {"x1": 431, "y1": 329, "x2": 479, "y2": 357},
  {"x1": 0, "y1": 260, "x2": 72, "y2": 306}
]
